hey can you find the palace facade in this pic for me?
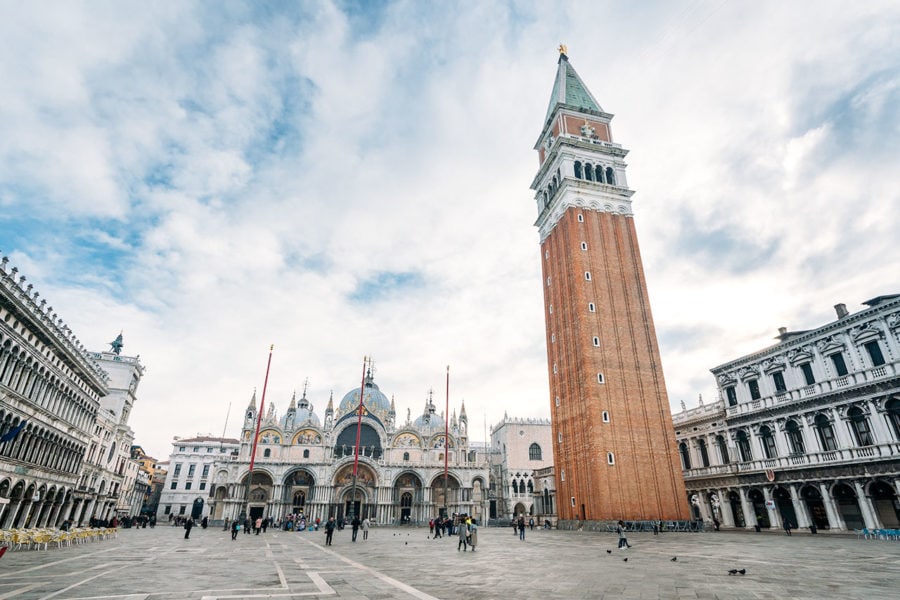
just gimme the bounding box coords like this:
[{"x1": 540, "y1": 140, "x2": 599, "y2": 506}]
[
  {"x1": 674, "y1": 297, "x2": 900, "y2": 531},
  {"x1": 0, "y1": 257, "x2": 146, "y2": 528},
  {"x1": 488, "y1": 416, "x2": 553, "y2": 521}
]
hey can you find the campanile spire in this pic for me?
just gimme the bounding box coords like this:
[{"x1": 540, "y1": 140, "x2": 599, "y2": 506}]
[{"x1": 532, "y1": 51, "x2": 690, "y2": 524}]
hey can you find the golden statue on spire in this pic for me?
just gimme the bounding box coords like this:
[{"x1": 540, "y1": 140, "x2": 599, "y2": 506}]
[{"x1": 558, "y1": 44, "x2": 568, "y2": 56}]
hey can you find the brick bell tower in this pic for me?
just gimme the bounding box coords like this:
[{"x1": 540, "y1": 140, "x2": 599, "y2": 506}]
[{"x1": 532, "y1": 47, "x2": 690, "y2": 524}]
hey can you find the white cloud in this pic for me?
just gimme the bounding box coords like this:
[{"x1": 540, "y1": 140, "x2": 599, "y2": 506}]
[{"x1": 1, "y1": 1, "x2": 899, "y2": 459}]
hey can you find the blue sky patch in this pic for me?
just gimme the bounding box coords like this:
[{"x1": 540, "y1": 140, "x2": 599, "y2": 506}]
[{"x1": 349, "y1": 269, "x2": 425, "y2": 303}]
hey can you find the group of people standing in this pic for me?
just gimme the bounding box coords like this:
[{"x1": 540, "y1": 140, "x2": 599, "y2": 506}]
[
  {"x1": 456, "y1": 516, "x2": 478, "y2": 552},
  {"x1": 428, "y1": 515, "x2": 478, "y2": 551},
  {"x1": 323, "y1": 515, "x2": 370, "y2": 545},
  {"x1": 511, "y1": 515, "x2": 532, "y2": 540}
]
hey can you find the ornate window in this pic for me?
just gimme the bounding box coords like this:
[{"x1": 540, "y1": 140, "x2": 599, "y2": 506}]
[
  {"x1": 772, "y1": 371, "x2": 787, "y2": 393},
  {"x1": 263, "y1": 449, "x2": 271, "y2": 458},
  {"x1": 303, "y1": 449, "x2": 310, "y2": 458},
  {"x1": 736, "y1": 430, "x2": 752, "y2": 462},
  {"x1": 814, "y1": 414, "x2": 837, "y2": 451},
  {"x1": 725, "y1": 386, "x2": 737, "y2": 406},
  {"x1": 747, "y1": 379, "x2": 761, "y2": 400},
  {"x1": 785, "y1": 420, "x2": 805, "y2": 454},
  {"x1": 830, "y1": 353, "x2": 849, "y2": 376},
  {"x1": 799, "y1": 363, "x2": 815, "y2": 385},
  {"x1": 403, "y1": 451, "x2": 410, "y2": 461},
  {"x1": 864, "y1": 341, "x2": 886, "y2": 367},
  {"x1": 606, "y1": 167, "x2": 616, "y2": 185},
  {"x1": 529, "y1": 443, "x2": 542, "y2": 460},
  {"x1": 886, "y1": 399, "x2": 900, "y2": 441},
  {"x1": 697, "y1": 438, "x2": 710, "y2": 467},
  {"x1": 848, "y1": 407, "x2": 874, "y2": 446},
  {"x1": 759, "y1": 426, "x2": 777, "y2": 459},
  {"x1": 716, "y1": 435, "x2": 730, "y2": 464},
  {"x1": 679, "y1": 442, "x2": 691, "y2": 470},
  {"x1": 574, "y1": 161, "x2": 583, "y2": 179}
]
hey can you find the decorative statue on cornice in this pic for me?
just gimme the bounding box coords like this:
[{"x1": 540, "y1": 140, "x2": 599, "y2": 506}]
[{"x1": 110, "y1": 332, "x2": 124, "y2": 355}]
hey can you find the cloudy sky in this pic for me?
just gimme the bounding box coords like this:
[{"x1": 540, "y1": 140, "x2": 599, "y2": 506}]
[{"x1": 2, "y1": 1, "x2": 898, "y2": 460}]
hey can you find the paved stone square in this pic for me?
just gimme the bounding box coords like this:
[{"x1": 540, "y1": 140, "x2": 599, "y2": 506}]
[{"x1": 1, "y1": 526, "x2": 898, "y2": 599}]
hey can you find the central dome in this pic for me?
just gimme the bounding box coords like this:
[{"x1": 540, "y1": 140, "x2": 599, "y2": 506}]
[{"x1": 339, "y1": 377, "x2": 391, "y2": 420}]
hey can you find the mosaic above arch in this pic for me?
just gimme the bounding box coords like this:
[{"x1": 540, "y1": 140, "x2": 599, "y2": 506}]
[{"x1": 292, "y1": 429, "x2": 322, "y2": 445}]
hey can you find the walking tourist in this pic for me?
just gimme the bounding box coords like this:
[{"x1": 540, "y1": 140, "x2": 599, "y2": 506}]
[
  {"x1": 184, "y1": 518, "x2": 193, "y2": 540},
  {"x1": 617, "y1": 520, "x2": 632, "y2": 549},
  {"x1": 362, "y1": 517, "x2": 370, "y2": 541},
  {"x1": 351, "y1": 516, "x2": 361, "y2": 542},
  {"x1": 468, "y1": 518, "x2": 478, "y2": 551},
  {"x1": 325, "y1": 516, "x2": 336, "y2": 546},
  {"x1": 457, "y1": 516, "x2": 469, "y2": 552}
]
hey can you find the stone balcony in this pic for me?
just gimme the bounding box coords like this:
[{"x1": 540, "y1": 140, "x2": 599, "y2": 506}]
[
  {"x1": 683, "y1": 441, "x2": 900, "y2": 482},
  {"x1": 725, "y1": 363, "x2": 898, "y2": 419}
]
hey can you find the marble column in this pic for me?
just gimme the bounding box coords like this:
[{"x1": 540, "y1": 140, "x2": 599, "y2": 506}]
[
  {"x1": 718, "y1": 489, "x2": 735, "y2": 527},
  {"x1": 818, "y1": 482, "x2": 843, "y2": 530},
  {"x1": 853, "y1": 480, "x2": 881, "y2": 529},
  {"x1": 738, "y1": 488, "x2": 756, "y2": 529},
  {"x1": 0, "y1": 499, "x2": 21, "y2": 528},
  {"x1": 65, "y1": 499, "x2": 81, "y2": 524},
  {"x1": 57, "y1": 499, "x2": 72, "y2": 526},
  {"x1": 695, "y1": 491, "x2": 714, "y2": 523},
  {"x1": 82, "y1": 498, "x2": 96, "y2": 524},
  {"x1": 788, "y1": 484, "x2": 811, "y2": 528},
  {"x1": 19, "y1": 499, "x2": 37, "y2": 528},
  {"x1": 762, "y1": 487, "x2": 781, "y2": 529}
]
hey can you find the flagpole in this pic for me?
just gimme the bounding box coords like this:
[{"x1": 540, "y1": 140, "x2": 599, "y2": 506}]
[
  {"x1": 245, "y1": 345, "x2": 274, "y2": 523},
  {"x1": 443, "y1": 365, "x2": 449, "y2": 518},
  {"x1": 350, "y1": 356, "x2": 368, "y2": 521}
]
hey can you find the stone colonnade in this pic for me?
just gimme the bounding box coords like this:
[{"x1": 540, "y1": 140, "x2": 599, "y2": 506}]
[{"x1": 689, "y1": 477, "x2": 900, "y2": 531}]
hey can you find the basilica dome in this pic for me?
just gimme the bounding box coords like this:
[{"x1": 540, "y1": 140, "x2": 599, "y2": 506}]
[
  {"x1": 282, "y1": 406, "x2": 320, "y2": 428},
  {"x1": 413, "y1": 412, "x2": 442, "y2": 433},
  {"x1": 338, "y1": 374, "x2": 392, "y2": 421}
]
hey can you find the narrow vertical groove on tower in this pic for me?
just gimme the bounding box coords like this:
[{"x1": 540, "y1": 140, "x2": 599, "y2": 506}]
[{"x1": 531, "y1": 51, "x2": 690, "y2": 525}]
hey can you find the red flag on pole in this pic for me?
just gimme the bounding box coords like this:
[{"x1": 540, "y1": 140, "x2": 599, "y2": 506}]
[{"x1": 248, "y1": 345, "x2": 274, "y2": 475}]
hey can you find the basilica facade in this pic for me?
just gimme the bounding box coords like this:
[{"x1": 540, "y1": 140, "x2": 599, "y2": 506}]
[{"x1": 210, "y1": 370, "x2": 489, "y2": 526}]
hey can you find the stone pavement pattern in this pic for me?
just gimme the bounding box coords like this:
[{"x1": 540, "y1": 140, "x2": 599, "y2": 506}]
[{"x1": 1, "y1": 526, "x2": 898, "y2": 599}]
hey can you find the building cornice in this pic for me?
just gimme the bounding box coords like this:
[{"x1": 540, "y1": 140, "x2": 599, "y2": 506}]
[{"x1": 711, "y1": 297, "x2": 900, "y2": 375}]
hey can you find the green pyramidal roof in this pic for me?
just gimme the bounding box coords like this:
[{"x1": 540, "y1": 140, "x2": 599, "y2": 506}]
[{"x1": 543, "y1": 54, "x2": 603, "y2": 125}]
